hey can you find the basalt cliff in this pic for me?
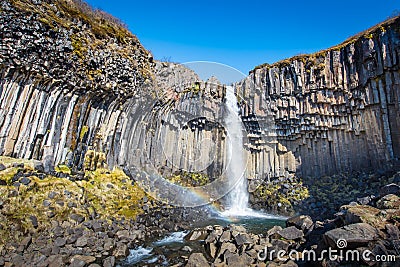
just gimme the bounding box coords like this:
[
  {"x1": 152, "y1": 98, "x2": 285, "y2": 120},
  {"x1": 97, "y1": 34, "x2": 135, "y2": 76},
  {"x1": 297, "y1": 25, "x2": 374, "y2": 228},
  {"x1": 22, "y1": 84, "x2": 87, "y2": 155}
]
[{"x1": 0, "y1": 0, "x2": 400, "y2": 214}]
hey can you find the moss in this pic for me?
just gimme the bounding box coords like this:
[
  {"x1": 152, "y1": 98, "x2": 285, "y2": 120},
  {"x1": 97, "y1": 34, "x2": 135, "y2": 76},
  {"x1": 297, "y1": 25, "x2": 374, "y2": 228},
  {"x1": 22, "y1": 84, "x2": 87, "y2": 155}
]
[
  {"x1": 0, "y1": 167, "x2": 19, "y2": 185},
  {"x1": 70, "y1": 34, "x2": 88, "y2": 60},
  {"x1": 167, "y1": 171, "x2": 210, "y2": 187},
  {"x1": 55, "y1": 164, "x2": 71, "y2": 174},
  {"x1": 252, "y1": 178, "x2": 309, "y2": 212},
  {"x1": 79, "y1": 125, "x2": 89, "y2": 140},
  {"x1": 9, "y1": 0, "x2": 133, "y2": 41},
  {"x1": 182, "y1": 82, "x2": 202, "y2": 95},
  {"x1": 0, "y1": 157, "x2": 151, "y2": 246}
]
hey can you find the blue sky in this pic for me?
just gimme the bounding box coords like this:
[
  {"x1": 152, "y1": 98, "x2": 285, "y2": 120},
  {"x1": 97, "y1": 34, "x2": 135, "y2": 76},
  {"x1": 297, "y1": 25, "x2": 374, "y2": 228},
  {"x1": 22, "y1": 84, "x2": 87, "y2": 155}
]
[{"x1": 86, "y1": 0, "x2": 398, "y2": 81}]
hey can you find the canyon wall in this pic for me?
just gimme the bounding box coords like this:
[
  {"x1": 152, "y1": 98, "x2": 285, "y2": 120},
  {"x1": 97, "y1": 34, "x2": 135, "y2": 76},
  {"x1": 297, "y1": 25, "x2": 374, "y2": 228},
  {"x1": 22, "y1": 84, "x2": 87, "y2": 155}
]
[
  {"x1": 236, "y1": 17, "x2": 400, "y2": 180},
  {"x1": 1, "y1": 0, "x2": 400, "y2": 196}
]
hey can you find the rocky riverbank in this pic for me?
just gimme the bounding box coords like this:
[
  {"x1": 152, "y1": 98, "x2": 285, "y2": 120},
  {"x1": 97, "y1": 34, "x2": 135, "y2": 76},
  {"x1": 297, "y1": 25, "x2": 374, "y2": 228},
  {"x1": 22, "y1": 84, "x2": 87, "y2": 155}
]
[
  {"x1": 183, "y1": 178, "x2": 400, "y2": 267},
  {"x1": 0, "y1": 156, "x2": 213, "y2": 267}
]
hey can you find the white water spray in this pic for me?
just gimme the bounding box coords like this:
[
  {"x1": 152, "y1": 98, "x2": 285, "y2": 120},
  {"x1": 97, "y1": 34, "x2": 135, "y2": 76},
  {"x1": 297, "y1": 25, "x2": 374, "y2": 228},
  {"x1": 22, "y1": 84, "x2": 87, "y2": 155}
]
[
  {"x1": 221, "y1": 86, "x2": 280, "y2": 218},
  {"x1": 222, "y1": 86, "x2": 249, "y2": 215}
]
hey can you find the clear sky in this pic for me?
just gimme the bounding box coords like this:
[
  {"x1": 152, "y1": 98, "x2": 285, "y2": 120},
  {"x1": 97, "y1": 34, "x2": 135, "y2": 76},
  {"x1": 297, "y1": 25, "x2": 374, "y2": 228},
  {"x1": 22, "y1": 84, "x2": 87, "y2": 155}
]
[{"x1": 86, "y1": 0, "x2": 399, "y2": 79}]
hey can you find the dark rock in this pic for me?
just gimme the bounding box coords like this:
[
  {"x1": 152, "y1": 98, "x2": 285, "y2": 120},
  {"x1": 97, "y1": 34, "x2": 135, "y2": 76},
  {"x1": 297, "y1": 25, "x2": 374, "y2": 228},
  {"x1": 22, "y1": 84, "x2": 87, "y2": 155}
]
[
  {"x1": 92, "y1": 221, "x2": 104, "y2": 232},
  {"x1": 186, "y1": 253, "x2": 209, "y2": 267},
  {"x1": 75, "y1": 236, "x2": 88, "y2": 247},
  {"x1": 68, "y1": 201, "x2": 77, "y2": 208},
  {"x1": 205, "y1": 242, "x2": 217, "y2": 258},
  {"x1": 113, "y1": 243, "x2": 128, "y2": 258},
  {"x1": 33, "y1": 161, "x2": 44, "y2": 172},
  {"x1": 324, "y1": 223, "x2": 379, "y2": 249},
  {"x1": 185, "y1": 229, "x2": 208, "y2": 241},
  {"x1": 0, "y1": 180, "x2": 6, "y2": 186},
  {"x1": 357, "y1": 195, "x2": 374, "y2": 205},
  {"x1": 0, "y1": 163, "x2": 6, "y2": 171},
  {"x1": 11, "y1": 254, "x2": 24, "y2": 266},
  {"x1": 342, "y1": 205, "x2": 381, "y2": 226},
  {"x1": 43, "y1": 200, "x2": 51, "y2": 207},
  {"x1": 376, "y1": 194, "x2": 400, "y2": 209},
  {"x1": 70, "y1": 255, "x2": 96, "y2": 267},
  {"x1": 103, "y1": 256, "x2": 115, "y2": 267},
  {"x1": 66, "y1": 234, "x2": 79, "y2": 244},
  {"x1": 70, "y1": 213, "x2": 85, "y2": 224},
  {"x1": 379, "y1": 184, "x2": 400, "y2": 197},
  {"x1": 8, "y1": 190, "x2": 18, "y2": 197},
  {"x1": 54, "y1": 237, "x2": 66, "y2": 247},
  {"x1": 30, "y1": 215, "x2": 38, "y2": 228},
  {"x1": 12, "y1": 163, "x2": 24, "y2": 168},
  {"x1": 234, "y1": 233, "x2": 253, "y2": 246},
  {"x1": 385, "y1": 224, "x2": 399, "y2": 240},
  {"x1": 19, "y1": 177, "x2": 30, "y2": 186},
  {"x1": 48, "y1": 191, "x2": 57, "y2": 199},
  {"x1": 40, "y1": 247, "x2": 52, "y2": 256},
  {"x1": 277, "y1": 226, "x2": 304, "y2": 240},
  {"x1": 225, "y1": 251, "x2": 251, "y2": 267},
  {"x1": 267, "y1": 225, "x2": 283, "y2": 238},
  {"x1": 219, "y1": 230, "x2": 231, "y2": 243},
  {"x1": 46, "y1": 255, "x2": 64, "y2": 267},
  {"x1": 51, "y1": 245, "x2": 60, "y2": 254},
  {"x1": 286, "y1": 215, "x2": 314, "y2": 232},
  {"x1": 20, "y1": 236, "x2": 32, "y2": 248}
]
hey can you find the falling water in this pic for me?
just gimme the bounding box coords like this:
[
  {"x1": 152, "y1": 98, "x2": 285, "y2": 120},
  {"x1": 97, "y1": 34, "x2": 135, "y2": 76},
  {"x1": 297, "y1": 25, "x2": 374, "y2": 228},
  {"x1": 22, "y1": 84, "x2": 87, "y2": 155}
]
[{"x1": 221, "y1": 85, "x2": 252, "y2": 216}]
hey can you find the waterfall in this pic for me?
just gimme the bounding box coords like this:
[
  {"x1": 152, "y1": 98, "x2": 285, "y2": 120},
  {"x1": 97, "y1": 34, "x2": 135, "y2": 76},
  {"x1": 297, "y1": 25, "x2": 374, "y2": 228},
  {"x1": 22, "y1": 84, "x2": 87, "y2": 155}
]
[{"x1": 222, "y1": 86, "x2": 251, "y2": 216}]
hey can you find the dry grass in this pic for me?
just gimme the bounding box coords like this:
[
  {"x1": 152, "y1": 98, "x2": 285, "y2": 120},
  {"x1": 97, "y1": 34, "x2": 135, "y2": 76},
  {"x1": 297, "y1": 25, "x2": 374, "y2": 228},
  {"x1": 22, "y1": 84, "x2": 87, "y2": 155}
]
[{"x1": 9, "y1": 0, "x2": 135, "y2": 42}]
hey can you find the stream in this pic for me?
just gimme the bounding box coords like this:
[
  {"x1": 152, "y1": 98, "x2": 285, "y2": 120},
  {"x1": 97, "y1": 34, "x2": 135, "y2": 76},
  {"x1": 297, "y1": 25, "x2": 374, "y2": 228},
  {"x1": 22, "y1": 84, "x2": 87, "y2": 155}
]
[{"x1": 118, "y1": 213, "x2": 285, "y2": 266}]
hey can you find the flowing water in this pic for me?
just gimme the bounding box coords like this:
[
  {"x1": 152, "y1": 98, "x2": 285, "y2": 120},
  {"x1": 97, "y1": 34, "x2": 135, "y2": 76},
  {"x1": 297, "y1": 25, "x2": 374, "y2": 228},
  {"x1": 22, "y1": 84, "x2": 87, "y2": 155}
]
[{"x1": 221, "y1": 86, "x2": 268, "y2": 218}]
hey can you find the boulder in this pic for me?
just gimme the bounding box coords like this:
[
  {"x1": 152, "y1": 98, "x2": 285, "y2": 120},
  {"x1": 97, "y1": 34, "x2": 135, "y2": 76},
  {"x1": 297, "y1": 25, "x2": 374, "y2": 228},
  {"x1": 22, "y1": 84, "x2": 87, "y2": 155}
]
[
  {"x1": 267, "y1": 225, "x2": 283, "y2": 239},
  {"x1": 341, "y1": 205, "x2": 383, "y2": 227},
  {"x1": 185, "y1": 229, "x2": 208, "y2": 241},
  {"x1": 0, "y1": 163, "x2": 6, "y2": 171},
  {"x1": 70, "y1": 255, "x2": 96, "y2": 267},
  {"x1": 286, "y1": 215, "x2": 313, "y2": 232},
  {"x1": 324, "y1": 223, "x2": 379, "y2": 249},
  {"x1": 379, "y1": 184, "x2": 400, "y2": 197},
  {"x1": 70, "y1": 213, "x2": 85, "y2": 224},
  {"x1": 103, "y1": 256, "x2": 115, "y2": 267},
  {"x1": 277, "y1": 226, "x2": 304, "y2": 240},
  {"x1": 376, "y1": 194, "x2": 400, "y2": 209},
  {"x1": 113, "y1": 243, "x2": 129, "y2": 258},
  {"x1": 219, "y1": 230, "x2": 231, "y2": 243},
  {"x1": 54, "y1": 237, "x2": 66, "y2": 247},
  {"x1": 75, "y1": 236, "x2": 88, "y2": 247},
  {"x1": 205, "y1": 242, "x2": 217, "y2": 258},
  {"x1": 234, "y1": 233, "x2": 253, "y2": 246},
  {"x1": 186, "y1": 253, "x2": 209, "y2": 267}
]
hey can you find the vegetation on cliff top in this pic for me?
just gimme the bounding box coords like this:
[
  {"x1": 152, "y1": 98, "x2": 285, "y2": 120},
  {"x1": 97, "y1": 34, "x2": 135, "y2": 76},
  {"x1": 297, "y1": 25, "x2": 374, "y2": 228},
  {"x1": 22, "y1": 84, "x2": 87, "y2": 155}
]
[{"x1": 9, "y1": 0, "x2": 134, "y2": 42}]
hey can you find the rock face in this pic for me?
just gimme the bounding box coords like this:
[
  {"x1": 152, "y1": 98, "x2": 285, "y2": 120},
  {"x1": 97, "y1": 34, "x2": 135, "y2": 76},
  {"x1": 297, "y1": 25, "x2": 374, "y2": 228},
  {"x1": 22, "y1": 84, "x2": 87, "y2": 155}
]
[
  {"x1": 235, "y1": 16, "x2": 400, "y2": 179},
  {"x1": 0, "y1": 0, "x2": 227, "y2": 180}
]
